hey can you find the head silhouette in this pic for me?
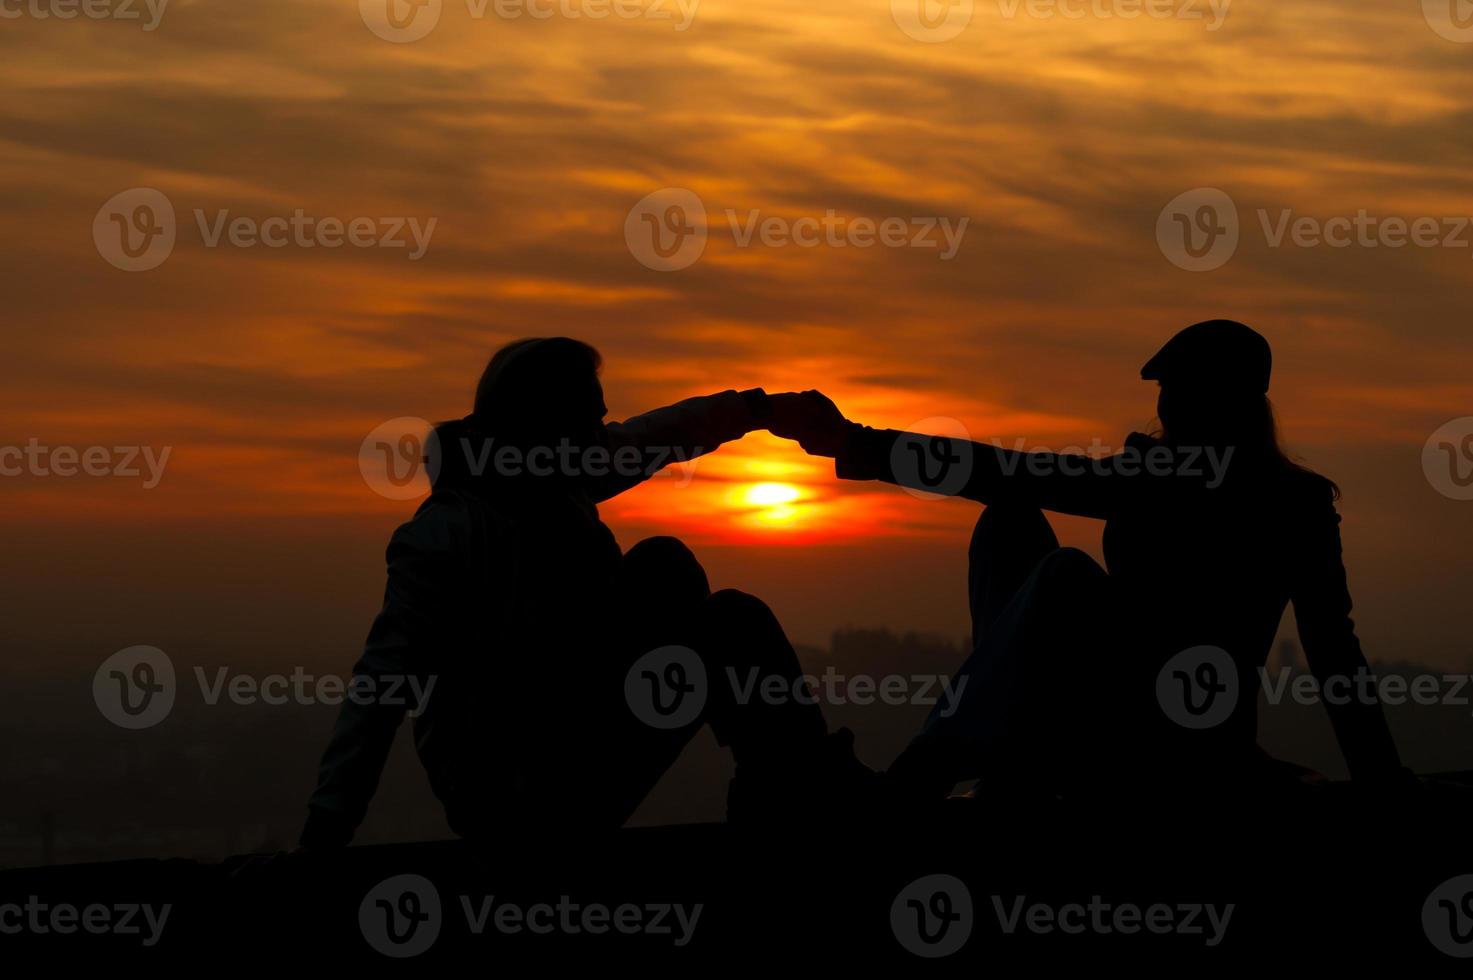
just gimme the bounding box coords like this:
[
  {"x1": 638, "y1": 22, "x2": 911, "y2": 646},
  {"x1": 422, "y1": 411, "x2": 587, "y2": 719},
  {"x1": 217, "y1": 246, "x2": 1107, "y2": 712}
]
[
  {"x1": 1142, "y1": 320, "x2": 1330, "y2": 492},
  {"x1": 1141, "y1": 320, "x2": 1270, "y2": 452},
  {"x1": 472, "y1": 337, "x2": 607, "y2": 452}
]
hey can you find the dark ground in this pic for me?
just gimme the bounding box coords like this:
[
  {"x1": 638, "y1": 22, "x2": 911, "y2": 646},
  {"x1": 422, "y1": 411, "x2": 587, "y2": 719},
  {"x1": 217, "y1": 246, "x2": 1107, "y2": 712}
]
[{"x1": 2, "y1": 773, "x2": 1470, "y2": 967}]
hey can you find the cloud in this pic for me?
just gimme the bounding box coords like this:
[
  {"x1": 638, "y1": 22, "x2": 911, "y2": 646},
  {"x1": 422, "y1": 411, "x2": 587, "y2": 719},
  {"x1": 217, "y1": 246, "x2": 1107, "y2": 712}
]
[{"x1": 2, "y1": 0, "x2": 1470, "y2": 550}]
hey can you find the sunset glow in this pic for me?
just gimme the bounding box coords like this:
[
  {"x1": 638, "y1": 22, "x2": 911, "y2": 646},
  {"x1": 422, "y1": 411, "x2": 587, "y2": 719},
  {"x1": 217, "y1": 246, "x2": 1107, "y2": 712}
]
[
  {"x1": 1, "y1": 0, "x2": 1471, "y2": 666},
  {"x1": 743, "y1": 482, "x2": 800, "y2": 507},
  {"x1": 738, "y1": 480, "x2": 803, "y2": 527}
]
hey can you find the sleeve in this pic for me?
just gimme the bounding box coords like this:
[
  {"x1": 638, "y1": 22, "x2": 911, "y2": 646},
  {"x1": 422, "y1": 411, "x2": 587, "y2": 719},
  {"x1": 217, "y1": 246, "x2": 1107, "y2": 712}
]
[
  {"x1": 833, "y1": 424, "x2": 1136, "y2": 520},
  {"x1": 1290, "y1": 484, "x2": 1406, "y2": 782},
  {"x1": 300, "y1": 500, "x2": 467, "y2": 847},
  {"x1": 585, "y1": 389, "x2": 761, "y2": 502}
]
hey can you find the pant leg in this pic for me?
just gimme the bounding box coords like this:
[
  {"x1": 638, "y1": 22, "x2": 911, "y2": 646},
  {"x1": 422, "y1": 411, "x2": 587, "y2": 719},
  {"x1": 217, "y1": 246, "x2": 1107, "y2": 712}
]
[
  {"x1": 580, "y1": 536, "x2": 711, "y2": 827},
  {"x1": 621, "y1": 534, "x2": 711, "y2": 616},
  {"x1": 696, "y1": 589, "x2": 828, "y2": 768},
  {"x1": 591, "y1": 539, "x2": 827, "y2": 828},
  {"x1": 892, "y1": 537, "x2": 1109, "y2": 796},
  {"x1": 968, "y1": 502, "x2": 1060, "y2": 649},
  {"x1": 890, "y1": 504, "x2": 1061, "y2": 794}
]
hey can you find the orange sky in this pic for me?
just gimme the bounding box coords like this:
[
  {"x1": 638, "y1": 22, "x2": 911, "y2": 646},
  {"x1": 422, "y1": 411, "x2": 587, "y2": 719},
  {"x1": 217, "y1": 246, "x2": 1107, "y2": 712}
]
[{"x1": 2, "y1": 0, "x2": 1472, "y2": 667}]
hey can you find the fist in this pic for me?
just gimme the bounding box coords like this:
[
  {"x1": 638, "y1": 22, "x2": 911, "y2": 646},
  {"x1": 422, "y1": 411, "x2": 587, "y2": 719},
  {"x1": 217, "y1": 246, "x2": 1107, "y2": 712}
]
[{"x1": 768, "y1": 390, "x2": 850, "y2": 457}]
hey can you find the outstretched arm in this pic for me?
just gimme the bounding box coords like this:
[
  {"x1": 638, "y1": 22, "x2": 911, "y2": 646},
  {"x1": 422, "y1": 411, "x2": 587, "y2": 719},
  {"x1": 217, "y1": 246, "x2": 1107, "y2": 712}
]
[
  {"x1": 781, "y1": 393, "x2": 1135, "y2": 520},
  {"x1": 588, "y1": 388, "x2": 788, "y2": 501}
]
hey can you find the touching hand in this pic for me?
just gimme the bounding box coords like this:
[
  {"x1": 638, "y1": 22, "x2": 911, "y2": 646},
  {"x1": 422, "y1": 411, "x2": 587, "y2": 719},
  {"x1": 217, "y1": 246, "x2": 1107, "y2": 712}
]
[{"x1": 767, "y1": 390, "x2": 850, "y2": 457}]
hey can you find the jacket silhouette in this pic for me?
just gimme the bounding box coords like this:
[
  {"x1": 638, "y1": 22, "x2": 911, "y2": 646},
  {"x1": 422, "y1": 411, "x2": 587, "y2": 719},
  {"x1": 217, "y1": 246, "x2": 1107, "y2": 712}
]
[
  {"x1": 833, "y1": 325, "x2": 1406, "y2": 794},
  {"x1": 305, "y1": 390, "x2": 771, "y2": 845},
  {"x1": 303, "y1": 336, "x2": 873, "y2": 848}
]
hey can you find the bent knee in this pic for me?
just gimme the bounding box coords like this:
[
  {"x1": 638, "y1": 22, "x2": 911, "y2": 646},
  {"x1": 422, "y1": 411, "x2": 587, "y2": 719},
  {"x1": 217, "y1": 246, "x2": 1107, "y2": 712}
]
[
  {"x1": 704, "y1": 588, "x2": 772, "y2": 621},
  {"x1": 623, "y1": 535, "x2": 710, "y2": 605},
  {"x1": 699, "y1": 589, "x2": 796, "y2": 675},
  {"x1": 703, "y1": 589, "x2": 789, "y2": 643},
  {"x1": 626, "y1": 534, "x2": 698, "y2": 566},
  {"x1": 1033, "y1": 547, "x2": 1106, "y2": 588},
  {"x1": 970, "y1": 501, "x2": 1055, "y2": 557}
]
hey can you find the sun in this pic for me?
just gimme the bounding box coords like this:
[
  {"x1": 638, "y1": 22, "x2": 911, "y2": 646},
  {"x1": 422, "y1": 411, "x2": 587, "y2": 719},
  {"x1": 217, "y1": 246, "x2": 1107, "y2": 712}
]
[
  {"x1": 744, "y1": 482, "x2": 800, "y2": 507},
  {"x1": 737, "y1": 482, "x2": 804, "y2": 526}
]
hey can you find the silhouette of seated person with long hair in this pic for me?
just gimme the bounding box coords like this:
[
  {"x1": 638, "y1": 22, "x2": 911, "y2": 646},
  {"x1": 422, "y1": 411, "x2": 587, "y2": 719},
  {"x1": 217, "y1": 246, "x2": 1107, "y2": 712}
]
[
  {"x1": 301, "y1": 338, "x2": 872, "y2": 848},
  {"x1": 777, "y1": 320, "x2": 1410, "y2": 799}
]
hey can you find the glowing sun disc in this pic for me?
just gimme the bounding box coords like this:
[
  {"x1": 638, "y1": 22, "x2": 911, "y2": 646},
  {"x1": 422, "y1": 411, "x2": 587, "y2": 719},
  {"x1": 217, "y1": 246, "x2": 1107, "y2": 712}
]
[{"x1": 744, "y1": 482, "x2": 801, "y2": 507}]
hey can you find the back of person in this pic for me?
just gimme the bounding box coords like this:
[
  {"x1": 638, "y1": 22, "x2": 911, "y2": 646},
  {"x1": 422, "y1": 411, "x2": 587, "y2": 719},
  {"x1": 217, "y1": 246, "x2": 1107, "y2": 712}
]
[
  {"x1": 409, "y1": 471, "x2": 626, "y2": 835},
  {"x1": 1103, "y1": 447, "x2": 1339, "y2": 757}
]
